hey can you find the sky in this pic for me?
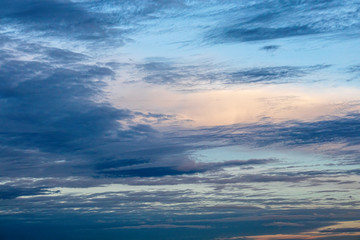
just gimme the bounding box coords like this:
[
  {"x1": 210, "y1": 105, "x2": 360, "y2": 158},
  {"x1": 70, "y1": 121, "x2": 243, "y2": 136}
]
[{"x1": 1, "y1": 0, "x2": 360, "y2": 239}]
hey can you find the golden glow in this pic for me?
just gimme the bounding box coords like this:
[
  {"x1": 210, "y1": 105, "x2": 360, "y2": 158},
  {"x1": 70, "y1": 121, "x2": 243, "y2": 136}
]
[
  {"x1": 108, "y1": 82, "x2": 360, "y2": 127},
  {"x1": 221, "y1": 221, "x2": 360, "y2": 240}
]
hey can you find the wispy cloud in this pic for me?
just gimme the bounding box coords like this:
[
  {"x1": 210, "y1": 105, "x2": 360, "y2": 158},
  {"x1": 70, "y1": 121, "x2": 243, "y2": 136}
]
[
  {"x1": 190, "y1": 113, "x2": 360, "y2": 150},
  {"x1": 0, "y1": 0, "x2": 188, "y2": 44},
  {"x1": 1, "y1": 1, "x2": 360, "y2": 240},
  {"x1": 136, "y1": 60, "x2": 330, "y2": 88},
  {"x1": 204, "y1": 0, "x2": 360, "y2": 43},
  {"x1": 228, "y1": 65, "x2": 330, "y2": 84}
]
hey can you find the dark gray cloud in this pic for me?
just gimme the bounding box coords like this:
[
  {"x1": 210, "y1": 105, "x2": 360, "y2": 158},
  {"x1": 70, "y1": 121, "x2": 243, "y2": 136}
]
[
  {"x1": 99, "y1": 166, "x2": 197, "y2": 177},
  {"x1": 98, "y1": 158, "x2": 275, "y2": 177},
  {"x1": 0, "y1": 186, "x2": 53, "y2": 199}
]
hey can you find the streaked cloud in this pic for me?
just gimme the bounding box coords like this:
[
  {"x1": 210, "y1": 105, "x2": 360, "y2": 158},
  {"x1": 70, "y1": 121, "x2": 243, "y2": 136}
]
[
  {"x1": 1, "y1": 1, "x2": 360, "y2": 240},
  {"x1": 205, "y1": 0, "x2": 360, "y2": 43}
]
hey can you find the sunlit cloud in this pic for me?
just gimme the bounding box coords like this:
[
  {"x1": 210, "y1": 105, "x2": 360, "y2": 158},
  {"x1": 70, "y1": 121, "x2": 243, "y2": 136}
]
[
  {"x1": 1, "y1": 1, "x2": 360, "y2": 239},
  {"x1": 224, "y1": 221, "x2": 360, "y2": 240}
]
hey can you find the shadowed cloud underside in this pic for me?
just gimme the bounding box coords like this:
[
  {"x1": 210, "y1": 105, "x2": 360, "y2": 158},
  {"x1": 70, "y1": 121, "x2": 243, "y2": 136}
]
[{"x1": 1, "y1": 1, "x2": 360, "y2": 240}]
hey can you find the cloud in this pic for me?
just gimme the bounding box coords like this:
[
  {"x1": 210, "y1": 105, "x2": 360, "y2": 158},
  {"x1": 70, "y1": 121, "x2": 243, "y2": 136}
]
[
  {"x1": 236, "y1": 220, "x2": 360, "y2": 240},
  {"x1": 228, "y1": 65, "x2": 330, "y2": 84},
  {"x1": 98, "y1": 158, "x2": 275, "y2": 177},
  {"x1": 136, "y1": 60, "x2": 225, "y2": 87},
  {"x1": 113, "y1": 224, "x2": 210, "y2": 229},
  {"x1": 99, "y1": 166, "x2": 197, "y2": 177},
  {"x1": 0, "y1": 0, "x2": 188, "y2": 44},
  {"x1": 239, "y1": 174, "x2": 308, "y2": 183},
  {"x1": 347, "y1": 65, "x2": 360, "y2": 80},
  {"x1": 347, "y1": 65, "x2": 360, "y2": 73},
  {"x1": 260, "y1": 45, "x2": 280, "y2": 52},
  {"x1": 0, "y1": 186, "x2": 52, "y2": 199},
  {"x1": 264, "y1": 222, "x2": 304, "y2": 227},
  {"x1": 263, "y1": 114, "x2": 360, "y2": 147},
  {"x1": 43, "y1": 48, "x2": 89, "y2": 63},
  {"x1": 1, "y1": 2, "x2": 360, "y2": 240},
  {"x1": 136, "y1": 60, "x2": 330, "y2": 87},
  {"x1": 1, "y1": 0, "x2": 119, "y2": 41},
  {"x1": 204, "y1": 205, "x2": 263, "y2": 211},
  {"x1": 204, "y1": 0, "x2": 360, "y2": 43},
  {"x1": 192, "y1": 113, "x2": 360, "y2": 151},
  {"x1": 209, "y1": 25, "x2": 318, "y2": 43},
  {"x1": 0, "y1": 38, "x2": 191, "y2": 179},
  {"x1": 320, "y1": 228, "x2": 360, "y2": 233}
]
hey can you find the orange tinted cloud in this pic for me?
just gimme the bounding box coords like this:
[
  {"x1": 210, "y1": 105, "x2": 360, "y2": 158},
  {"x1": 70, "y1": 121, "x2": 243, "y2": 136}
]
[
  {"x1": 220, "y1": 221, "x2": 360, "y2": 240},
  {"x1": 108, "y1": 83, "x2": 360, "y2": 127}
]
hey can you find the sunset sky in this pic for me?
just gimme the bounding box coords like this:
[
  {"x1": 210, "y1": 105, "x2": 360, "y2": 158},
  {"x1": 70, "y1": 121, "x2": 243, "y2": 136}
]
[{"x1": 1, "y1": 1, "x2": 360, "y2": 239}]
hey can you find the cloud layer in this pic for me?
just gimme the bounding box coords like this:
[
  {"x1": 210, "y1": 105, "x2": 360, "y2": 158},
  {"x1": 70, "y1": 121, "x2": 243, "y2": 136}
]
[{"x1": 1, "y1": 1, "x2": 360, "y2": 240}]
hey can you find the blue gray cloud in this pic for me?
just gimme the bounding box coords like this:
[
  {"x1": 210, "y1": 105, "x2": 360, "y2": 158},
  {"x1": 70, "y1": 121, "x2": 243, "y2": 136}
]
[
  {"x1": 260, "y1": 45, "x2": 280, "y2": 52},
  {"x1": 136, "y1": 60, "x2": 330, "y2": 87},
  {"x1": 205, "y1": 0, "x2": 360, "y2": 43},
  {"x1": 0, "y1": 186, "x2": 54, "y2": 200},
  {"x1": 98, "y1": 158, "x2": 275, "y2": 177},
  {"x1": 190, "y1": 113, "x2": 360, "y2": 149},
  {"x1": 0, "y1": 0, "x2": 187, "y2": 44},
  {"x1": 1, "y1": 207, "x2": 359, "y2": 240},
  {"x1": 228, "y1": 65, "x2": 330, "y2": 84},
  {"x1": 0, "y1": 38, "x2": 188, "y2": 179},
  {"x1": 1, "y1": 1, "x2": 360, "y2": 240}
]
